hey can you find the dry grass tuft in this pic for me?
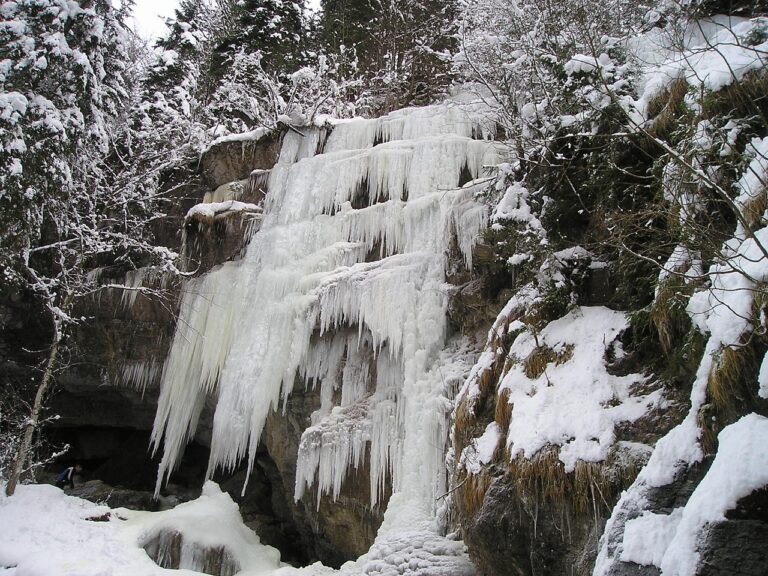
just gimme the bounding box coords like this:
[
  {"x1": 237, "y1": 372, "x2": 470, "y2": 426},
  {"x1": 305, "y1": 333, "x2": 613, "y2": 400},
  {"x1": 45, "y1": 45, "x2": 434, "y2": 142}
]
[
  {"x1": 509, "y1": 449, "x2": 569, "y2": 506},
  {"x1": 698, "y1": 407, "x2": 719, "y2": 455},
  {"x1": 707, "y1": 342, "x2": 758, "y2": 420},
  {"x1": 507, "y1": 447, "x2": 638, "y2": 514},
  {"x1": 703, "y1": 288, "x2": 768, "y2": 451},
  {"x1": 523, "y1": 346, "x2": 551, "y2": 378},
  {"x1": 742, "y1": 190, "x2": 768, "y2": 230},
  {"x1": 478, "y1": 364, "x2": 499, "y2": 397},
  {"x1": 650, "y1": 282, "x2": 690, "y2": 357},
  {"x1": 522, "y1": 344, "x2": 574, "y2": 379},
  {"x1": 495, "y1": 387, "x2": 512, "y2": 432},
  {"x1": 701, "y1": 69, "x2": 768, "y2": 122},
  {"x1": 453, "y1": 400, "x2": 477, "y2": 458},
  {"x1": 457, "y1": 471, "x2": 493, "y2": 519},
  {"x1": 646, "y1": 78, "x2": 689, "y2": 142},
  {"x1": 555, "y1": 344, "x2": 574, "y2": 366}
]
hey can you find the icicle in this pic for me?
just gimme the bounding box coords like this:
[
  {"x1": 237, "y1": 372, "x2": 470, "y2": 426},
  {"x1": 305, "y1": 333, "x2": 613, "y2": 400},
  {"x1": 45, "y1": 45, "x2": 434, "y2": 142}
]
[
  {"x1": 120, "y1": 359, "x2": 161, "y2": 392},
  {"x1": 151, "y1": 264, "x2": 244, "y2": 493},
  {"x1": 204, "y1": 180, "x2": 247, "y2": 204},
  {"x1": 324, "y1": 95, "x2": 498, "y2": 154},
  {"x1": 120, "y1": 268, "x2": 147, "y2": 309},
  {"x1": 246, "y1": 169, "x2": 271, "y2": 196},
  {"x1": 277, "y1": 126, "x2": 327, "y2": 164},
  {"x1": 152, "y1": 95, "x2": 503, "y2": 522}
]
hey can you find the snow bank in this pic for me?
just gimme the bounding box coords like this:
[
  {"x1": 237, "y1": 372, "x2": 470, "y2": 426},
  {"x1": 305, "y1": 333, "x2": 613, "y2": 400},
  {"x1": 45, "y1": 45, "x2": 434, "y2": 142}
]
[
  {"x1": 617, "y1": 414, "x2": 768, "y2": 575},
  {"x1": 628, "y1": 16, "x2": 768, "y2": 122},
  {"x1": 0, "y1": 482, "x2": 283, "y2": 576},
  {"x1": 0, "y1": 483, "x2": 162, "y2": 576},
  {"x1": 130, "y1": 482, "x2": 281, "y2": 575}
]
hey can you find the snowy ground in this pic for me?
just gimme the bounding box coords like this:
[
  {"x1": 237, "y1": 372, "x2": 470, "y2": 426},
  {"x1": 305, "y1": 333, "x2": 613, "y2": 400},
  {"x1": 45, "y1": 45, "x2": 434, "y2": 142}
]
[
  {"x1": 0, "y1": 481, "x2": 471, "y2": 576},
  {"x1": 0, "y1": 482, "x2": 296, "y2": 576}
]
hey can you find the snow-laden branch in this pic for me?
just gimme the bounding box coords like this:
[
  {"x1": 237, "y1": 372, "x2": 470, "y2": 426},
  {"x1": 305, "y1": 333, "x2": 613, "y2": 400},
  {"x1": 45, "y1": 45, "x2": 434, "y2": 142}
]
[{"x1": 185, "y1": 200, "x2": 263, "y2": 225}]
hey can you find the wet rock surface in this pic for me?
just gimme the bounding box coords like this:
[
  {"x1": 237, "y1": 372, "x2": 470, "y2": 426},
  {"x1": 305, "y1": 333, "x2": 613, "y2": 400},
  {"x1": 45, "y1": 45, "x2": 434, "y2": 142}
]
[
  {"x1": 463, "y1": 474, "x2": 601, "y2": 576},
  {"x1": 698, "y1": 519, "x2": 768, "y2": 576},
  {"x1": 68, "y1": 479, "x2": 178, "y2": 511},
  {"x1": 263, "y1": 379, "x2": 387, "y2": 567}
]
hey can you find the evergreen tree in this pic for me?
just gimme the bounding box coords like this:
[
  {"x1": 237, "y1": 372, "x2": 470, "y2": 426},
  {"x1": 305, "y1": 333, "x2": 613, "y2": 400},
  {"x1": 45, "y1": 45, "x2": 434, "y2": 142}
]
[
  {"x1": 373, "y1": 0, "x2": 459, "y2": 105},
  {"x1": 214, "y1": 0, "x2": 309, "y2": 77},
  {"x1": 141, "y1": 1, "x2": 215, "y2": 125},
  {"x1": 319, "y1": 0, "x2": 375, "y2": 67},
  {"x1": 0, "y1": 0, "x2": 176, "y2": 495},
  {"x1": 1, "y1": 0, "x2": 129, "y2": 285},
  {"x1": 318, "y1": 0, "x2": 459, "y2": 112}
]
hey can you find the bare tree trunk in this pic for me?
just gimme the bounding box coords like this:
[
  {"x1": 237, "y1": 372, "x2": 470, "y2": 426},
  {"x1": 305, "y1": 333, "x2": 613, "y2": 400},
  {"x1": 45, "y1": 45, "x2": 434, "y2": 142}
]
[{"x1": 4, "y1": 329, "x2": 61, "y2": 497}]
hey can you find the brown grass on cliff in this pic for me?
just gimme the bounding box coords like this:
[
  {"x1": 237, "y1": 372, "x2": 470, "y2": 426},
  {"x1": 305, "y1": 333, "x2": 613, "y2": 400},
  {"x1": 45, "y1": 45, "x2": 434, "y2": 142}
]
[
  {"x1": 699, "y1": 287, "x2": 768, "y2": 453},
  {"x1": 650, "y1": 281, "x2": 691, "y2": 358},
  {"x1": 521, "y1": 343, "x2": 574, "y2": 379},
  {"x1": 495, "y1": 387, "x2": 512, "y2": 431},
  {"x1": 507, "y1": 447, "x2": 638, "y2": 515},
  {"x1": 742, "y1": 189, "x2": 768, "y2": 230},
  {"x1": 646, "y1": 78, "x2": 689, "y2": 143},
  {"x1": 457, "y1": 471, "x2": 494, "y2": 519},
  {"x1": 453, "y1": 316, "x2": 514, "y2": 457}
]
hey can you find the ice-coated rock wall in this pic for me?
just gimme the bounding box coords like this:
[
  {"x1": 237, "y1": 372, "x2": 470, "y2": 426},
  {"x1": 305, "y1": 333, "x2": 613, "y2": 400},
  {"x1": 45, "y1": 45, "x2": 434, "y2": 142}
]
[{"x1": 150, "y1": 94, "x2": 501, "y2": 568}]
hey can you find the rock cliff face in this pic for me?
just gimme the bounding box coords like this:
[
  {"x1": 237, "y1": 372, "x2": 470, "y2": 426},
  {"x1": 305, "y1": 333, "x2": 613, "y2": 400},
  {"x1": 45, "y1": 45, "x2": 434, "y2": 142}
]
[{"x1": 12, "y1": 97, "x2": 768, "y2": 576}]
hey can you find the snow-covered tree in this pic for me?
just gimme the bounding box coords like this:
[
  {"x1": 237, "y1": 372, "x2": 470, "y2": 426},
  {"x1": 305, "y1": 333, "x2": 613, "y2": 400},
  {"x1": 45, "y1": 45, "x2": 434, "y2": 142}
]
[
  {"x1": 213, "y1": 0, "x2": 309, "y2": 77},
  {"x1": 207, "y1": 47, "x2": 362, "y2": 133},
  {"x1": 137, "y1": 0, "x2": 216, "y2": 148},
  {"x1": 457, "y1": 0, "x2": 644, "y2": 145},
  {"x1": 0, "y1": 0, "x2": 177, "y2": 496},
  {"x1": 370, "y1": 0, "x2": 458, "y2": 106},
  {"x1": 318, "y1": 0, "x2": 459, "y2": 112},
  {"x1": 318, "y1": 0, "x2": 375, "y2": 65}
]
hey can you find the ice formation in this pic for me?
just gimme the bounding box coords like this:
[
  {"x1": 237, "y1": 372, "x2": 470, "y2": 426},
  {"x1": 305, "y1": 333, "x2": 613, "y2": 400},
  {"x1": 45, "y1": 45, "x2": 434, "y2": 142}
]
[
  {"x1": 152, "y1": 94, "x2": 501, "y2": 549},
  {"x1": 120, "y1": 359, "x2": 162, "y2": 392}
]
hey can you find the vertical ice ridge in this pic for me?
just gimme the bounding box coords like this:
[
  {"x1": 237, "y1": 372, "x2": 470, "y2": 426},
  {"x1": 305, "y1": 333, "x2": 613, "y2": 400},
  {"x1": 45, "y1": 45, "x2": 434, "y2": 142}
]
[{"x1": 152, "y1": 98, "x2": 501, "y2": 523}]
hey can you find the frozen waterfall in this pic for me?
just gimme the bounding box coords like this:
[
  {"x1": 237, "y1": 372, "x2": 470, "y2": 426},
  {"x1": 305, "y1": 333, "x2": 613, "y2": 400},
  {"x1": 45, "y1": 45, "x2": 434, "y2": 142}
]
[{"x1": 151, "y1": 94, "x2": 502, "y2": 569}]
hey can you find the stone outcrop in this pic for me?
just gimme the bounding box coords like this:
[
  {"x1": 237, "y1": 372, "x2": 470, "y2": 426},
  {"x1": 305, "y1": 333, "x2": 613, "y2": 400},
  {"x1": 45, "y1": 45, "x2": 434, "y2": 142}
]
[
  {"x1": 11, "y1": 115, "x2": 767, "y2": 576},
  {"x1": 199, "y1": 131, "x2": 281, "y2": 190},
  {"x1": 69, "y1": 479, "x2": 179, "y2": 511},
  {"x1": 143, "y1": 529, "x2": 240, "y2": 576},
  {"x1": 463, "y1": 473, "x2": 603, "y2": 576},
  {"x1": 262, "y1": 380, "x2": 387, "y2": 567}
]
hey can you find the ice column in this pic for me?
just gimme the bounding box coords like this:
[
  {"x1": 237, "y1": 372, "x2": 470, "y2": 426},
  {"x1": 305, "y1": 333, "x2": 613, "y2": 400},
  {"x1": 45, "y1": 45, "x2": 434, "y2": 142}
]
[{"x1": 152, "y1": 96, "x2": 501, "y2": 527}]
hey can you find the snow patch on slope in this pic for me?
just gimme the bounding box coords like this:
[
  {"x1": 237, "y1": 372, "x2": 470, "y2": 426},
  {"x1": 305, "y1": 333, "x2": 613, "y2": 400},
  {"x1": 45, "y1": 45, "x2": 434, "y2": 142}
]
[
  {"x1": 500, "y1": 307, "x2": 659, "y2": 471},
  {"x1": 0, "y1": 482, "x2": 282, "y2": 576},
  {"x1": 617, "y1": 414, "x2": 768, "y2": 574}
]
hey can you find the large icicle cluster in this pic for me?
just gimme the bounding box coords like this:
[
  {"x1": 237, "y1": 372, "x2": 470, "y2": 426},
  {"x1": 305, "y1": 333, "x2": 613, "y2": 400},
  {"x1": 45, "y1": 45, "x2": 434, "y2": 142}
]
[{"x1": 151, "y1": 94, "x2": 501, "y2": 533}]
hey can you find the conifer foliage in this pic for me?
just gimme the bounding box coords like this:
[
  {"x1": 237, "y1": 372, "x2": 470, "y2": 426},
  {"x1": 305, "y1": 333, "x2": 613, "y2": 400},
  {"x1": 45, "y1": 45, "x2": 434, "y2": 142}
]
[
  {"x1": 0, "y1": 0, "x2": 176, "y2": 495},
  {"x1": 214, "y1": 0, "x2": 308, "y2": 75},
  {"x1": 319, "y1": 0, "x2": 459, "y2": 111}
]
